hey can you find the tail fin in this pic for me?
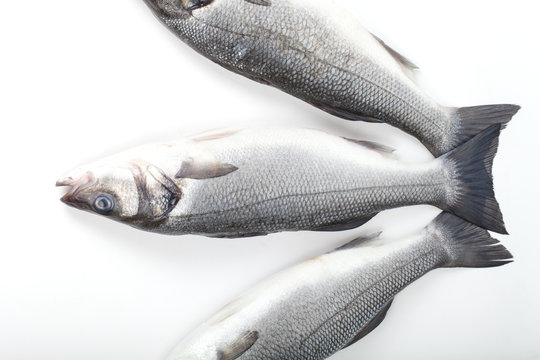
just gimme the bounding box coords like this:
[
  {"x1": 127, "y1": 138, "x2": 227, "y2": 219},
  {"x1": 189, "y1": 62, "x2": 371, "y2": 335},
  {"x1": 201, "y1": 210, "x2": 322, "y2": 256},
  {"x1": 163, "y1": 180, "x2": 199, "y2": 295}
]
[
  {"x1": 452, "y1": 104, "x2": 520, "y2": 147},
  {"x1": 428, "y1": 212, "x2": 512, "y2": 268},
  {"x1": 440, "y1": 124, "x2": 507, "y2": 234}
]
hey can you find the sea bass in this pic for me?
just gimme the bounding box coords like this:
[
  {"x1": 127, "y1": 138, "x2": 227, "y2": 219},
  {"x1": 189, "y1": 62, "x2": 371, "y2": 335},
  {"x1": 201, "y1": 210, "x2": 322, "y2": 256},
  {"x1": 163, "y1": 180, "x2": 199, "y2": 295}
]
[
  {"x1": 164, "y1": 212, "x2": 512, "y2": 360},
  {"x1": 57, "y1": 125, "x2": 506, "y2": 236},
  {"x1": 141, "y1": 0, "x2": 519, "y2": 156}
]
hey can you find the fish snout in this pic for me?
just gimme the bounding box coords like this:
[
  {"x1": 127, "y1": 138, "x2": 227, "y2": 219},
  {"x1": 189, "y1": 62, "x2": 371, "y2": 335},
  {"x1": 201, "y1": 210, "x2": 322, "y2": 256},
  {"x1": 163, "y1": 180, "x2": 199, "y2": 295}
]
[{"x1": 56, "y1": 172, "x2": 97, "y2": 210}]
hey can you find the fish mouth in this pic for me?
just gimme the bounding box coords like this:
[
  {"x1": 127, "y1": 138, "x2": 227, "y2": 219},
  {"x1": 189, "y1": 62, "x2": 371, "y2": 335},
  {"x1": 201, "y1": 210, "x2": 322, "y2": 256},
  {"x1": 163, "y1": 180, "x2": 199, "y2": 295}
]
[{"x1": 56, "y1": 172, "x2": 97, "y2": 210}]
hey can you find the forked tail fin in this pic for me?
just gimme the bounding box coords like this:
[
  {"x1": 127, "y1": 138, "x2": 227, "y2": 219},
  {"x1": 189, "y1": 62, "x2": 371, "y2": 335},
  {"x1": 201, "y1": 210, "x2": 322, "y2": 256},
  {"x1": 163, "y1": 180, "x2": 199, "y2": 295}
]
[
  {"x1": 439, "y1": 124, "x2": 507, "y2": 234},
  {"x1": 452, "y1": 104, "x2": 520, "y2": 148},
  {"x1": 427, "y1": 212, "x2": 512, "y2": 268}
]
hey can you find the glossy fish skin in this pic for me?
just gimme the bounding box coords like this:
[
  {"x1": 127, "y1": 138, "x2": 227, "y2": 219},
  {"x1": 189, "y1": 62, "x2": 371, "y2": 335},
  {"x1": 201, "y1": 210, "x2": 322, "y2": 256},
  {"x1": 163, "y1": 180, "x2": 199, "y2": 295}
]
[
  {"x1": 142, "y1": 0, "x2": 519, "y2": 156},
  {"x1": 57, "y1": 126, "x2": 507, "y2": 236},
  {"x1": 165, "y1": 213, "x2": 512, "y2": 360}
]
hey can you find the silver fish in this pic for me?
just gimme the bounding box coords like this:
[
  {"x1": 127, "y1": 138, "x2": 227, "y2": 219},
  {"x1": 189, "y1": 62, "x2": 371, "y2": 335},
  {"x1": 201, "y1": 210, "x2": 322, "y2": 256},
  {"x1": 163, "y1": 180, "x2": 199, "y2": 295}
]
[
  {"x1": 164, "y1": 212, "x2": 512, "y2": 360},
  {"x1": 57, "y1": 125, "x2": 507, "y2": 236},
  {"x1": 141, "y1": 0, "x2": 519, "y2": 156}
]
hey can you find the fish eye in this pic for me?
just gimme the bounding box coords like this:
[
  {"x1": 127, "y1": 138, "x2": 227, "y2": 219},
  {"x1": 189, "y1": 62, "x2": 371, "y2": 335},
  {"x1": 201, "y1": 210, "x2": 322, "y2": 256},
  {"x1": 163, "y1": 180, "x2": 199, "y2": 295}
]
[{"x1": 93, "y1": 194, "x2": 114, "y2": 214}]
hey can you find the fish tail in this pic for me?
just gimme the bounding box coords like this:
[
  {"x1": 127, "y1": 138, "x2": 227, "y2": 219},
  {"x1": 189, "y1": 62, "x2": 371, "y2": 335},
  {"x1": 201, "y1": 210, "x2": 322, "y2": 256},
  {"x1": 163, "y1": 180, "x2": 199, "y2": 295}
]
[
  {"x1": 428, "y1": 212, "x2": 512, "y2": 268},
  {"x1": 439, "y1": 124, "x2": 507, "y2": 234},
  {"x1": 451, "y1": 104, "x2": 520, "y2": 146}
]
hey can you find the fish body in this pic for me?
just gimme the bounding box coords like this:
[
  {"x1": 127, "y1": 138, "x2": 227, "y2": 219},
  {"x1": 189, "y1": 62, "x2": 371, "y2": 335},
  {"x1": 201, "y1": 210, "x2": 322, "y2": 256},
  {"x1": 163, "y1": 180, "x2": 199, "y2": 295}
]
[
  {"x1": 142, "y1": 0, "x2": 519, "y2": 156},
  {"x1": 165, "y1": 212, "x2": 512, "y2": 360},
  {"x1": 58, "y1": 126, "x2": 507, "y2": 236}
]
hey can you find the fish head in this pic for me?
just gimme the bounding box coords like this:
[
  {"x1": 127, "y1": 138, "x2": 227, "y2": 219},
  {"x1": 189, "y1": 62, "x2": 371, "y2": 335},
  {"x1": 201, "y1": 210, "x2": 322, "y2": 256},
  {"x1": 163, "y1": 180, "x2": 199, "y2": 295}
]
[
  {"x1": 57, "y1": 161, "x2": 182, "y2": 228},
  {"x1": 142, "y1": 0, "x2": 214, "y2": 19}
]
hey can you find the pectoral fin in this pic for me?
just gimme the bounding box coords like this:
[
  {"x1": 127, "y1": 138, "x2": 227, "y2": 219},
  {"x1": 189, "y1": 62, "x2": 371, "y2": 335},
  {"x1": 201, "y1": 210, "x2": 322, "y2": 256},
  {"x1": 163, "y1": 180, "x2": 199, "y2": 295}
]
[
  {"x1": 175, "y1": 158, "x2": 238, "y2": 180},
  {"x1": 342, "y1": 299, "x2": 394, "y2": 349},
  {"x1": 217, "y1": 331, "x2": 259, "y2": 360}
]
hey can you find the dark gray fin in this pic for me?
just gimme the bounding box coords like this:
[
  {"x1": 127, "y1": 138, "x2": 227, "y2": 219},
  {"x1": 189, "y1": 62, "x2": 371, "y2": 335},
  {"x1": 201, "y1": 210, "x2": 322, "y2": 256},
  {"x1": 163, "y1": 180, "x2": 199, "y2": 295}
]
[
  {"x1": 191, "y1": 128, "x2": 241, "y2": 142},
  {"x1": 211, "y1": 232, "x2": 268, "y2": 239},
  {"x1": 244, "y1": 0, "x2": 271, "y2": 6},
  {"x1": 311, "y1": 101, "x2": 383, "y2": 123},
  {"x1": 428, "y1": 212, "x2": 513, "y2": 268},
  {"x1": 175, "y1": 158, "x2": 238, "y2": 180},
  {"x1": 452, "y1": 104, "x2": 520, "y2": 148},
  {"x1": 345, "y1": 138, "x2": 396, "y2": 158},
  {"x1": 131, "y1": 164, "x2": 181, "y2": 221},
  {"x1": 342, "y1": 299, "x2": 394, "y2": 349},
  {"x1": 217, "y1": 331, "x2": 259, "y2": 360},
  {"x1": 335, "y1": 232, "x2": 382, "y2": 251},
  {"x1": 371, "y1": 34, "x2": 419, "y2": 72},
  {"x1": 439, "y1": 124, "x2": 507, "y2": 234},
  {"x1": 313, "y1": 214, "x2": 377, "y2": 232}
]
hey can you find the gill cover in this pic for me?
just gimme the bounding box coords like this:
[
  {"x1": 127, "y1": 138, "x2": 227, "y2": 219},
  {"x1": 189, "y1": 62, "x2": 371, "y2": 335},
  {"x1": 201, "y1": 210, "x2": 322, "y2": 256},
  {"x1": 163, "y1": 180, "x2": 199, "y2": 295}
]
[{"x1": 131, "y1": 164, "x2": 181, "y2": 221}]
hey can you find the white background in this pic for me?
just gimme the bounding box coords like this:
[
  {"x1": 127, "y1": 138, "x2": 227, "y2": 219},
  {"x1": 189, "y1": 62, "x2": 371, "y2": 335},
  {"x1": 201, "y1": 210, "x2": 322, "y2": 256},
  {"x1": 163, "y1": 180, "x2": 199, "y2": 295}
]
[{"x1": 1, "y1": 0, "x2": 539, "y2": 359}]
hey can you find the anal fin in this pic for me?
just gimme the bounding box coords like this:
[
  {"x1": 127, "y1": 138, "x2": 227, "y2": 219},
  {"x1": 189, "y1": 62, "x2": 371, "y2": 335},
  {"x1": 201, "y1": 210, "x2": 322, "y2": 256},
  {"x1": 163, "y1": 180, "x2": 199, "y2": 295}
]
[
  {"x1": 311, "y1": 101, "x2": 384, "y2": 123},
  {"x1": 335, "y1": 232, "x2": 382, "y2": 252},
  {"x1": 313, "y1": 214, "x2": 377, "y2": 232},
  {"x1": 342, "y1": 299, "x2": 394, "y2": 349}
]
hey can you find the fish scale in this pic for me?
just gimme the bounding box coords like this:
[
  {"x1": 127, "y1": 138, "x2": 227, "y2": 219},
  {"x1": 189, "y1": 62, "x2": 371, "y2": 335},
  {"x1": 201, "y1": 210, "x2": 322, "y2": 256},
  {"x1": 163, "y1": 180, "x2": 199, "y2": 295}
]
[
  {"x1": 162, "y1": 2, "x2": 451, "y2": 150},
  {"x1": 143, "y1": 0, "x2": 518, "y2": 156},
  {"x1": 58, "y1": 126, "x2": 507, "y2": 236},
  {"x1": 163, "y1": 213, "x2": 511, "y2": 360}
]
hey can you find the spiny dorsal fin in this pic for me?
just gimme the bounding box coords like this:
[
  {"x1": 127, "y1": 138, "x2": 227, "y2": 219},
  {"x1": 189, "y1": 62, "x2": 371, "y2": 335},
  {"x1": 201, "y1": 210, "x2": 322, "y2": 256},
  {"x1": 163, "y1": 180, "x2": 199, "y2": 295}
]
[
  {"x1": 217, "y1": 331, "x2": 259, "y2": 360},
  {"x1": 175, "y1": 157, "x2": 238, "y2": 180},
  {"x1": 190, "y1": 128, "x2": 242, "y2": 143},
  {"x1": 244, "y1": 0, "x2": 271, "y2": 6},
  {"x1": 342, "y1": 299, "x2": 394, "y2": 349},
  {"x1": 371, "y1": 33, "x2": 418, "y2": 76},
  {"x1": 345, "y1": 138, "x2": 397, "y2": 158},
  {"x1": 335, "y1": 232, "x2": 382, "y2": 251}
]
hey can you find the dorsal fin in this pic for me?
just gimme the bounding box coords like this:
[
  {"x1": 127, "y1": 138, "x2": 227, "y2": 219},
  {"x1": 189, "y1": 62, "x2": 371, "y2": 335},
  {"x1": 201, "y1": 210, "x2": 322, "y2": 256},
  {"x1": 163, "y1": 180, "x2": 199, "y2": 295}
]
[
  {"x1": 371, "y1": 33, "x2": 418, "y2": 78},
  {"x1": 216, "y1": 331, "x2": 259, "y2": 360},
  {"x1": 190, "y1": 128, "x2": 241, "y2": 143},
  {"x1": 335, "y1": 232, "x2": 382, "y2": 251},
  {"x1": 342, "y1": 299, "x2": 394, "y2": 349},
  {"x1": 345, "y1": 138, "x2": 396, "y2": 158}
]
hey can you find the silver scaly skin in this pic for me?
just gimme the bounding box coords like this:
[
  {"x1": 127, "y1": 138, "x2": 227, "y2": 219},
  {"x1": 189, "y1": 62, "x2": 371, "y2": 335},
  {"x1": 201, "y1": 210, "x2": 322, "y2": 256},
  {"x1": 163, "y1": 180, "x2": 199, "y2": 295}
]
[
  {"x1": 57, "y1": 126, "x2": 508, "y2": 236},
  {"x1": 164, "y1": 213, "x2": 512, "y2": 360},
  {"x1": 141, "y1": 0, "x2": 519, "y2": 156}
]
